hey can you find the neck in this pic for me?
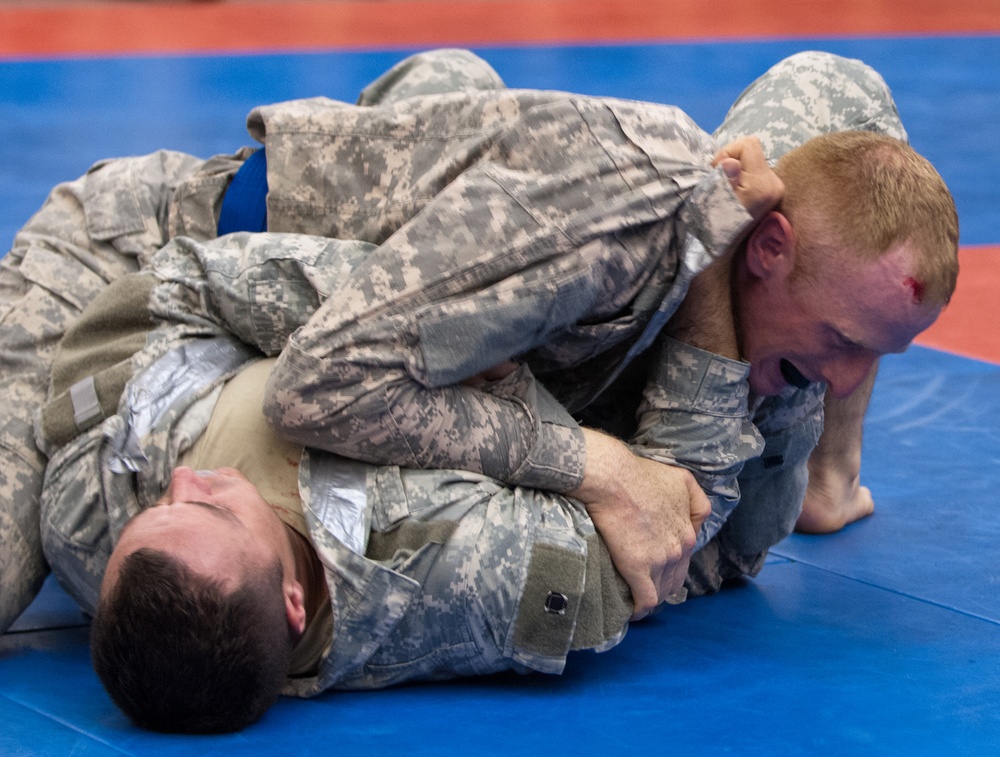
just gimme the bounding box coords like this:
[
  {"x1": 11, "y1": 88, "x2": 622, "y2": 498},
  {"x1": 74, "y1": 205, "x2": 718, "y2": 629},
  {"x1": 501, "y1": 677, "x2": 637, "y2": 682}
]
[
  {"x1": 665, "y1": 247, "x2": 741, "y2": 361},
  {"x1": 731, "y1": 250, "x2": 750, "y2": 361},
  {"x1": 286, "y1": 523, "x2": 327, "y2": 624}
]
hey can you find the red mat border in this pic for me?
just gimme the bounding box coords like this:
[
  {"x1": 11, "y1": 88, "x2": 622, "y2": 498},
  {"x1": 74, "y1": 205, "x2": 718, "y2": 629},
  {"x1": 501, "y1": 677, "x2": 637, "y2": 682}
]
[
  {"x1": 915, "y1": 245, "x2": 1000, "y2": 365},
  {"x1": 2, "y1": 0, "x2": 1000, "y2": 59}
]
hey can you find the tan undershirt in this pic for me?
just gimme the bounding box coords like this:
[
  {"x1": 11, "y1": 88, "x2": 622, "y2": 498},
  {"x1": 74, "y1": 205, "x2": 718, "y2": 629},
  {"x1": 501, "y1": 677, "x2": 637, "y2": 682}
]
[{"x1": 179, "y1": 357, "x2": 331, "y2": 678}]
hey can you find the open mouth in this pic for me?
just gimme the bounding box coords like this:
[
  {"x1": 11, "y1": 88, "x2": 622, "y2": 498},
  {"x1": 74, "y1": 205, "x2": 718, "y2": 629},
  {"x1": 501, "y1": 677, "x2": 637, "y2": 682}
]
[{"x1": 780, "y1": 359, "x2": 811, "y2": 389}]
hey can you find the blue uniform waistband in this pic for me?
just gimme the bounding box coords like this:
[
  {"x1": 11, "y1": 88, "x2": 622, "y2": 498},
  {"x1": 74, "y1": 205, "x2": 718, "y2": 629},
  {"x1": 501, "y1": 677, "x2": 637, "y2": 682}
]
[{"x1": 217, "y1": 147, "x2": 268, "y2": 236}]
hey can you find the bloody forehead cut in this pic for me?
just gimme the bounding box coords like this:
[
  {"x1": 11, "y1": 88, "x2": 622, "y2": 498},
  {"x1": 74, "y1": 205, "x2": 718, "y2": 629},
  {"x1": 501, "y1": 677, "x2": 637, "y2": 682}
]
[{"x1": 904, "y1": 276, "x2": 925, "y2": 305}]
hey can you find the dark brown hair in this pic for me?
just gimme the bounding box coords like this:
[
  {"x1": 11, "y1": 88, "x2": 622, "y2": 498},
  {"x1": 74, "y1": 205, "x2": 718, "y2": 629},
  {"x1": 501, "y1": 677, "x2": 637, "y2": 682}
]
[{"x1": 90, "y1": 548, "x2": 293, "y2": 734}]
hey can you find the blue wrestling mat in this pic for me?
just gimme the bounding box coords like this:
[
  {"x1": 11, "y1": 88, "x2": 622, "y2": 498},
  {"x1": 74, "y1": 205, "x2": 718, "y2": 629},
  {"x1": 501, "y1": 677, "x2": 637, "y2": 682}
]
[{"x1": 2, "y1": 16, "x2": 999, "y2": 757}]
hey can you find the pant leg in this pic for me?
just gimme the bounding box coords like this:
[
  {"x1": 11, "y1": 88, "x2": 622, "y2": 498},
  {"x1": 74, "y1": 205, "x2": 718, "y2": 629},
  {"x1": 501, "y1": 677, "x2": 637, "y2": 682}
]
[
  {"x1": 713, "y1": 50, "x2": 907, "y2": 159},
  {"x1": 0, "y1": 150, "x2": 203, "y2": 632},
  {"x1": 356, "y1": 48, "x2": 506, "y2": 106}
]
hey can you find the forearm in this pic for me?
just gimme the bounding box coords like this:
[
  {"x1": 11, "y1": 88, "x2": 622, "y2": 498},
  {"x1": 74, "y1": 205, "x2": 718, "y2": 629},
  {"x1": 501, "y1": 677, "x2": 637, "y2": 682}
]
[
  {"x1": 146, "y1": 232, "x2": 374, "y2": 352},
  {"x1": 567, "y1": 426, "x2": 711, "y2": 617},
  {"x1": 631, "y1": 143, "x2": 774, "y2": 524},
  {"x1": 257, "y1": 174, "x2": 641, "y2": 488},
  {"x1": 267, "y1": 342, "x2": 586, "y2": 490},
  {"x1": 631, "y1": 337, "x2": 764, "y2": 547}
]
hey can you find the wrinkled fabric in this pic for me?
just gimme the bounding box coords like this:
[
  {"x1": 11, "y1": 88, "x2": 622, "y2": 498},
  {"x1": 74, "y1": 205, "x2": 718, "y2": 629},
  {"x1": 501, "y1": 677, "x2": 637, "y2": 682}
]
[
  {"x1": 257, "y1": 89, "x2": 752, "y2": 491},
  {"x1": 0, "y1": 150, "x2": 205, "y2": 631},
  {"x1": 7, "y1": 48, "x2": 499, "y2": 632},
  {"x1": 39, "y1": 243, "x2": 633, "y2": 688},
  {"x1": 16, "y1": 48, "x2": 906, "y2": 642},
  {"x1": 258, "y1": 50, "x2": 905, "y2": 568},
  {"x1": 37, "y1": 50, "x2": 632, "y2": 690}
]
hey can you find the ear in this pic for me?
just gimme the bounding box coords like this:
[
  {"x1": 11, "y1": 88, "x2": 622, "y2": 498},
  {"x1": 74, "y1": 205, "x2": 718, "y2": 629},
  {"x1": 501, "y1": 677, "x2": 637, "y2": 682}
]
[
  {"x1": 743, "y1": 211, "x2": 795, "y2": 281},
  {"x1": 284, "y1": 581, "x2": 307, "y2": 639}
]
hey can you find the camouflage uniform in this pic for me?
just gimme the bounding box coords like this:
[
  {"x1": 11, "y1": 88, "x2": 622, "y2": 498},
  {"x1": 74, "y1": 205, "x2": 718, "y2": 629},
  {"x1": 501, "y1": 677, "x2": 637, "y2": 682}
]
[
  {"x1": 0, "y1": 48, "x2": 502, "y2": 633},
  {"x1": 7, "y1": 48, "x2": 905, "y2": 638},
  {"x1": 40, "y1": 232, "x2": 632, "y2": 687},
  {"x1": 36, "y1": 52, "x2": 638, "y2": 684},
  {"x1": 33, "y1": 52, "x2": 909, "y2": 685},
  {"x1": 257, "y1": 50, "x2": 907, "y2": 587},
  {"x1": 0, "y1": 151, "x2": 210, "y2": 632}
]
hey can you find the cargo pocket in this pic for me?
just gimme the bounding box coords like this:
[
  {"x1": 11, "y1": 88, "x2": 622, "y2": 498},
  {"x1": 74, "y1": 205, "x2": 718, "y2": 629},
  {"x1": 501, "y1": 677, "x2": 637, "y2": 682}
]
[
  {"x1": 18, "y1": 245, "x2": 110, "y2": 313},
  {"x1": 83, "y1": 159, "x2": 148, "y2": 242},
  {"x1": 39, "y1": 429, "x2": 112, "y2": 616}
]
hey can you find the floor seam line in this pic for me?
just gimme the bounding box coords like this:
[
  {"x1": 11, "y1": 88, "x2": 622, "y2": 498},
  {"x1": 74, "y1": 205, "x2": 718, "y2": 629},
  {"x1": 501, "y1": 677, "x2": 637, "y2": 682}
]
[
  {"x1": 769, "y1": 551, "x2": 1000, "y2": 627},
  {"x1": 0, "y1": 691, "x2": 133, "y2": 755}
]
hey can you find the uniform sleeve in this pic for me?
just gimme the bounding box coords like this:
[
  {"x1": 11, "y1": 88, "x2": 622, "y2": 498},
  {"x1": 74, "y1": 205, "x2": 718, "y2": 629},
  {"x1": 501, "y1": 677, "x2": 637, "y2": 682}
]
[
  {"x1": 261, "y1": 98, "x2": 753, "y2": 492},
  {"x1": 260, "y1": 155, "x2": 643, "y2": 491},
  {"x1": 141, "y1": 226, "x2": 588, "y2": 491},
  {"x1": 685, "y1": 384, "x2": 825, "y2": 595},
  {"x1": 144, "y1": 231, "x2": 375, "y2": 354},
  {"x1": 631, "y1": 338, "x2": 765, "y2": 549}
]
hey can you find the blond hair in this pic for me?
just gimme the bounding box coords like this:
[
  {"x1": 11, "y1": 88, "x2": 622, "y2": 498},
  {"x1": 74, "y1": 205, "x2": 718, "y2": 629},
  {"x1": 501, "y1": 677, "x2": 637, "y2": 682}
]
[{"x1": 776, "y1": 131, "x2": 959, "y2": 305}]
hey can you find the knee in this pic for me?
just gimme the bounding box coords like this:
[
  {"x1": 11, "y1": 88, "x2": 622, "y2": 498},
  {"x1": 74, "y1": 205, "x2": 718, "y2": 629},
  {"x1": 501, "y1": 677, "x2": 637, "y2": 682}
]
[
  {"x1": 357, "y1": 48, "x2": 506, "y2": 106},
  {"x1": 767, "y1": 50, "x2": 905, "y2": 142},
  {"x1": 772, "y1": 49, "x2": 870, "y2": 79},
  {"x1": 778, "y1": 50, "x2": 897, "y2": 111},
  {"x1": 417, "y1": 48, "x2": 506, "y2": 87}
]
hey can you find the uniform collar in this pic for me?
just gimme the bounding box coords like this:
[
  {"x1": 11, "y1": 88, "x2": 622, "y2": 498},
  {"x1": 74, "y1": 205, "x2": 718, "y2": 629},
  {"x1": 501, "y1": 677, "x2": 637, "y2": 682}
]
[{"x1": 283, "y1": 451, "x2": 419, "y2": 695}]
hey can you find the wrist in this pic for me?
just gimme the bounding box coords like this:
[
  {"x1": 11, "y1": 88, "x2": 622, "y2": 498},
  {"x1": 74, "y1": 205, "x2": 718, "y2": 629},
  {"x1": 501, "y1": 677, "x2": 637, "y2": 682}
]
[{"x1": 567, "y1": 428, "x2": 630, "y2": 505}]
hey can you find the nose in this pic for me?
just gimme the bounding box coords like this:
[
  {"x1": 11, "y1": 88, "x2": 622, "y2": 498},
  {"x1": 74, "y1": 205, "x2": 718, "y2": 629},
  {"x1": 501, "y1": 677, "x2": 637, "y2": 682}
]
[
  {"x1": 166, "y1": 466, "x2": 214, "y2": 504},
  {"x1": 823, "y1": 354, "x2": 878, "y2": 399}
]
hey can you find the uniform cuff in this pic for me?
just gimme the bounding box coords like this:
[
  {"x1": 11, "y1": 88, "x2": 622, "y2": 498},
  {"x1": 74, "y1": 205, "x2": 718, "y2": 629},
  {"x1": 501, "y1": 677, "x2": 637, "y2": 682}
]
[
  {"x1": 680, "y1": 168, "x2": 755, "y2": 262},
  {"x1": 508, "y1": 380, "x2": 585, "y2": 492}
]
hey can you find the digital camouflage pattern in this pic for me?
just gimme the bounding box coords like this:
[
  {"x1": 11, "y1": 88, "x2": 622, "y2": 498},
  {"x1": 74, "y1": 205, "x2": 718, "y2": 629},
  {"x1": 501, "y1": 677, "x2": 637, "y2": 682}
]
[
  {"x1": 41, "y1": 236, "x2": 633, "y2": 683},
  {"x1": 259, "y1": 50, "x2": 904, "y2": 562},
  {"x1": 255, "y1": 79, "x2": 754, "y2": 493},
  {"x1": 714, "y1": 50, "x2": 907, "y2": 157},
  {"x1": 6, "y1": 49, "x2": 906, "y2": 639},
  {"x1": 3, "y1": 48, "x2": 504, "y2": 632},
  {"x1": 293, "y1": 452, "x2": 630, "y2": 691},
  {"x1": 0, "y1": 150, "x2": 206, "y2": 631},
  {"x1": 35, "y1": 50, "x2": 639, "y2": 682}
]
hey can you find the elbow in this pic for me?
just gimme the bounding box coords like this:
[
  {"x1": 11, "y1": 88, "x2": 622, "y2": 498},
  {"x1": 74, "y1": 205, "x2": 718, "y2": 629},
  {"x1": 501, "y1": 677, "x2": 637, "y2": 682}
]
[
  {"x1": 260, "y1": 350, "x2": 382, "y2": 461},
  {"x1": 261, "y1": 360, "x2": 300, "y2": 439},
  {"x1": 260, "y1": 352, "x2": 326, "y2": 445}
]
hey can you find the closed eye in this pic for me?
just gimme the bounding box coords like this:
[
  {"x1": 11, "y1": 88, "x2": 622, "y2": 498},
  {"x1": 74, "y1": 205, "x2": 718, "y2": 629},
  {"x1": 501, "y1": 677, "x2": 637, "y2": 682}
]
[
  {"x1": 187, "y1": 500, "x2": 244, "y2": 528},
  {"x1": 830, "y1": 327, "x2": 864, "y2": 351}
]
